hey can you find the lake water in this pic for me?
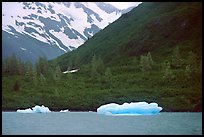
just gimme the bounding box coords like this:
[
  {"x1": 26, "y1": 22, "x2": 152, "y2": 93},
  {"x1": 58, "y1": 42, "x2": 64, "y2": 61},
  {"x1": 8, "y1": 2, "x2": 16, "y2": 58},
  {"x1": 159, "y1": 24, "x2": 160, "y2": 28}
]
[{"x1": 2, "y1": 112, "x2": 202, "y2": 135}]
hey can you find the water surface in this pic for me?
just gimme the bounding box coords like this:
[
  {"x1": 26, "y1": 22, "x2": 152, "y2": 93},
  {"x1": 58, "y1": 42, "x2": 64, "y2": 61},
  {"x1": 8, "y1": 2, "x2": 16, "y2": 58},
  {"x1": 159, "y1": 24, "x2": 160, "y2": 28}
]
[{"x1": 2, "y1": 112, "x2": 202, "y2": 135}]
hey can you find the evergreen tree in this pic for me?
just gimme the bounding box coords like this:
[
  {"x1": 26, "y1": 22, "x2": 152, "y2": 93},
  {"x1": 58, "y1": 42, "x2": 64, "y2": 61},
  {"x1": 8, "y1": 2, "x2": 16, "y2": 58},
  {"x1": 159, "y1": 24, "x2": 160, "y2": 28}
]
[
  {"x1": 163, "y1": 61, "x2": 175, "y2": 81},
  {"x1": 140, "y1": 54, "x2": 152, "y2": 73},
  {"x1": 185, "y1": 65, "x2": 192, "y2": 79},
  {"x1": 104, "y1": 67, "x2": 113, "y2": 87},
  {"x1": 6, "y1": 56, "x2": 29, "y2": 76},
  {"x1": 147, "y1": 51, "x2": 154, "y2": 66},
  {"x1": 171, "y1": 46, "x2": 182, "y2": 68},
  {"x1": 36, "y1": 56, "x2": 49, "y2": 75},
  {"x1": 74, "y1": 53, "x2": 80, "y2": 68},
  {"x1": 2, "y1": 57, "x2": 11, "y2": 75},
  {"x1": 199, "y1": 60, "x2": 202, "y2": 74},
  {"x1": 67, "y1": 60, "x2": 73, "y2": 71},
  {"x1": 54, "y1": 88, "x2": 60, "y2": 98},
  {"x1": 7, "y1": 53, "x2": 19, "y2": 75},
  {"x1": 32, "y1": 70, "x2": 38, "y2": 86},
  {"x1": 2, "y1": 59, "x2": 6, "y2": 76},
  {"x1": 39, "y1": 73, "x2": 46, "y2": 85},
  {"x1": 140, "y1": 55, "x2": 145, "y2": 71},
  {"x1": 25, "y1": 61, "x2": 33, "y2": 76},
  {"x1": 186, "y1": 51, "x2": 198, "y2": 72},
  {"x1": 26, "y1": 61, "x2": 33, "y2": 71},
  {"x1": 97, "y1": 56, "x2": 105, "y2": 75},
  {"x1": 4, "y1": 58, "x2": 10, "y2": 75},
  {"x1": 53, "y1": 66, "x2": 62, "y2": 82},
  {"x1": 90, "y1": 55, "x2": 105, "y2": 77},
  {"x1": 185, "y1": 51, "x2": 199, "y2": 80},
  {"x1": 17, "y1": 59, "x2": 26, "y2": 75},
  {"x1": 91, "y1": 54, "x2": 99, "y2": 78},
  {"x1": 13, "y1": 80, "x2": 20, "y2": 92}
]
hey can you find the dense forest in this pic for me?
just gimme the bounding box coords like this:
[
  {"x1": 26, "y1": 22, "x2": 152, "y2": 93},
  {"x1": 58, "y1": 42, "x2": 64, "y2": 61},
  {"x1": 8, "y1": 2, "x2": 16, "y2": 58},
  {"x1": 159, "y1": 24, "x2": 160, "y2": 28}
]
[{"x1": 2, "y1": 2, "x2": 202, "y2": 112}]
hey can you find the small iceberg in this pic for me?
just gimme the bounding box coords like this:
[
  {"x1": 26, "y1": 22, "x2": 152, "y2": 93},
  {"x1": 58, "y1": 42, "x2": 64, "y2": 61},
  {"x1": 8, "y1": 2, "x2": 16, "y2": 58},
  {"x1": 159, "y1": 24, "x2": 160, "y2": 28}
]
[
  {"x1": 97, "y1": 102, "x2": 162, "y2": 115},
  {"x1": 17, "y1": 105, "x2": 51, "y2": 113},
  {"x1": 60, "y1": 109, "x2": 69, "y2": 112},
  {"x1": 17, "y1": 108, "x2": 33, "y2": 113}
]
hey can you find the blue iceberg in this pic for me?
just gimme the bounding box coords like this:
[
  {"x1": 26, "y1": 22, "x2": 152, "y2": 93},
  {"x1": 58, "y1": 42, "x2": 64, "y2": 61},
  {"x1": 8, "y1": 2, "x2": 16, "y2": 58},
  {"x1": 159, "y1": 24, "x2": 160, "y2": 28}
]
[
  {"x1": 97, "y1": 102, "x2": 162, "y2": 115},
  {"x1": 17, "y1": 105, "x2": 51, "y2": 113}
]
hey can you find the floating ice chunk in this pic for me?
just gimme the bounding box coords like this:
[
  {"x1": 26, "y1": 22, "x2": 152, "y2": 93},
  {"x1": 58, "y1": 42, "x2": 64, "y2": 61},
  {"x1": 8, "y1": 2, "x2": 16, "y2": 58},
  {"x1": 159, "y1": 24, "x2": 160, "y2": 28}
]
[
  {"x1": 97, "y1": 102, "x2": 162, "y2": 115},
  {"x1": 17, "y1": 108, "x2": 33, "y2": 113},
  {"x1": 17, "y1": 105, "x2": 51, "y2": 113},
  {"x1": 32, "y1": 105, "x2": 51, "y2": 113},
  {"x1": 60, "y1": 109, "x2": 69, "y2": 112}
]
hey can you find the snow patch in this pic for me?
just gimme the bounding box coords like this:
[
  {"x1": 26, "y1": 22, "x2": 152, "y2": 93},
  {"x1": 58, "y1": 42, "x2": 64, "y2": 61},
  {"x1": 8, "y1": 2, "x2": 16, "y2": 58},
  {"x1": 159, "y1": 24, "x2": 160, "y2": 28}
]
[
  {"x1": 30, "y1": 32, "x2": 49, "y2": 44},
  {"x1": 63, "y1": 69, "x2": 79, "y2": 74},
  {"x1": 2, "y1": 2, "x2": 124, "y2": 50},
  {"x1": 49, "y1": 30, "x2": 84, "y2": 49}
]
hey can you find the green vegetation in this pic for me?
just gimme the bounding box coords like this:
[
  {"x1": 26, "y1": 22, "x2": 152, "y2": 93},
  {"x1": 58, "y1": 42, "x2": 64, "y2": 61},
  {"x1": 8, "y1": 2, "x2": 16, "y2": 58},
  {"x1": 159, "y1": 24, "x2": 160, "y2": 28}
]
[{"x1": 2, "y1": 2, "x2": 202, "y2": 112}]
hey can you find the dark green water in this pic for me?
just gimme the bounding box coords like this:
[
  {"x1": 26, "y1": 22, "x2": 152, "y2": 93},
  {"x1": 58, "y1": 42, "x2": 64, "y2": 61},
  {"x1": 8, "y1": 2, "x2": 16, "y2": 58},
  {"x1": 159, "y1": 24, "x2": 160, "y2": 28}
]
[{"x1": 2, "y1": 112, "x2": 202, "y2": 135}]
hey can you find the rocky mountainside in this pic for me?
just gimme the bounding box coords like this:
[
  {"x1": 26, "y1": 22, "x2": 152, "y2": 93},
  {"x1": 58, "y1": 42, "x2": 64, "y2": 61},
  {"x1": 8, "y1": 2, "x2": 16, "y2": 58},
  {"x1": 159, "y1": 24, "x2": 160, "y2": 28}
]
[
  {"x1": 2, "y1": 2, "x2": 131, "y2": 63},
  {"x1": 55, "y1": 2, "x2": 202, "y2": 71}
]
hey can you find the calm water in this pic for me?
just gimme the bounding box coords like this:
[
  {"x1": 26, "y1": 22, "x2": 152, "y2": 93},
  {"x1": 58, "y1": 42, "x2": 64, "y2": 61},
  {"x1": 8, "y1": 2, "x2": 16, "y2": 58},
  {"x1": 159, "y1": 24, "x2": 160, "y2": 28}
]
[{"x1": 2, "y1": 112, "x2": 202, "y2": 135}]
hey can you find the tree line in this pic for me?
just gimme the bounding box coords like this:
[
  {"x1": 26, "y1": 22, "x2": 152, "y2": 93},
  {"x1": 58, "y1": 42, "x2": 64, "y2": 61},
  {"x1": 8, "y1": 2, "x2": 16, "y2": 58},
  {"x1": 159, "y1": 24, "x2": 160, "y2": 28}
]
[
  {"x1": 138, "y1": 47, "x2": 201, "y2": 83},
  {"x1": 2, "y1": 54, "x2": 63, "y2": 83},
  {"x1": 2, "y1": 46, "x2": 201, "y2": 88}
]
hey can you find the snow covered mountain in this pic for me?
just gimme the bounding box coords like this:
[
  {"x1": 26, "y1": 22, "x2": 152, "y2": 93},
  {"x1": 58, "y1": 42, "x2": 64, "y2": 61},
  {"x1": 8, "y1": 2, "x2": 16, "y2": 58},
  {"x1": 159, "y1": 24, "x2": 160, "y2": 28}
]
[{"x1": 2, "y1": 2, "x2": 132, "y2": 63}]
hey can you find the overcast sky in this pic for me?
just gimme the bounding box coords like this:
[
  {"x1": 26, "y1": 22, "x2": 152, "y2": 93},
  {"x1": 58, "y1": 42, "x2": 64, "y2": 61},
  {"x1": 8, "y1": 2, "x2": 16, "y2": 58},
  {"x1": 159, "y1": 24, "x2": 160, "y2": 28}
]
[{"x1": 105, "y1": 2, "x2": 142, "y2": 10}]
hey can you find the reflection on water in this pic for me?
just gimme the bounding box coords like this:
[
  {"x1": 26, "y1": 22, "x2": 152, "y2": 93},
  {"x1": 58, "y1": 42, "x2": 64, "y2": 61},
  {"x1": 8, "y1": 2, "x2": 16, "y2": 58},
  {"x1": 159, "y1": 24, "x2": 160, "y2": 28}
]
[{"x1": 2, "y1": 112, "x2": 202, "y2": 135}]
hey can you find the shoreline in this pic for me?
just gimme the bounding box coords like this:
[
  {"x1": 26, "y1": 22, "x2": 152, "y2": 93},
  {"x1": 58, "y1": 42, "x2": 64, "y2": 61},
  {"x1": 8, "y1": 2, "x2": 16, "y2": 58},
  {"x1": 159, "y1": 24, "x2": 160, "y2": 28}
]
[
  {"x1": 2, "y1": 104, "x2": 202, "y2": 113},
  {"x1": 2, "y1": 109, "x2": 202, "y2": 113}
]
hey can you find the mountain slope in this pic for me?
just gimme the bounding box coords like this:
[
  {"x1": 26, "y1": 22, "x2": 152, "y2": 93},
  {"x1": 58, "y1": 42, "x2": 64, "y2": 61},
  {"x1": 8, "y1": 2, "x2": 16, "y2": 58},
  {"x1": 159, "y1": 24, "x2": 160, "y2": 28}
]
[
  {"x1": 2, "y1": 2, "x2": 202, "y2": 112},
  {"x1": 50, "y1": 2, "x2": 201, "y2": 111},
  {"x1": 55, "y1": 2, "x2": 202, "y2": 71},
  {"x1": 2, "y1": 2, "x2": 128, "y2": 63}
]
